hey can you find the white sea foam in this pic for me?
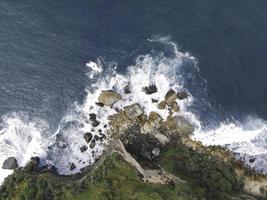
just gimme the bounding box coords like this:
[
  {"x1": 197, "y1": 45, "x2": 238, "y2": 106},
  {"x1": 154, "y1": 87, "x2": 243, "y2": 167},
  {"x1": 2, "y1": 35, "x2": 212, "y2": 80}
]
[
  {"x1": 0, "y1": 113, "x2": 51, "y2": 184},
  {"x1": 1, "y1": 37, "x2": 267, "y2": 185}
]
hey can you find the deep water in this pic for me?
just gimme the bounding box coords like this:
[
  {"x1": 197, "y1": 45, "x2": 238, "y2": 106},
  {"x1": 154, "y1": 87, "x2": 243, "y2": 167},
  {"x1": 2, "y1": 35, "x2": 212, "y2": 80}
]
[{"x1": 1, "y1": 0, "x2": 267, "y2": 182}]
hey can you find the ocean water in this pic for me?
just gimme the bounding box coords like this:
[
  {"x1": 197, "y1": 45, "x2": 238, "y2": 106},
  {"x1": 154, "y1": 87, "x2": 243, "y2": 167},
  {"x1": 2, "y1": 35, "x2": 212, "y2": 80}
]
[{"x1": 1, "y1": 0, "x2": 267, "y2": 183}]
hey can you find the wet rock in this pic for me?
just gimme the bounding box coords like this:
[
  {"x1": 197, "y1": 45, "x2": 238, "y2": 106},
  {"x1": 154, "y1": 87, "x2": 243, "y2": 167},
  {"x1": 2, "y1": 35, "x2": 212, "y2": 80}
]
[
  {"x1": 94, "y1": 135, "x2": 100, "y2": 141},
  {"x1": 80, "y1": 145, "x2": 88, "y2": 152},
  {"x1": 84, "y1": 132, "x2": 93, "y2": 143},
  {"x1": 98, "y1": 90, "x2": 122, "y2": 106},
  {"x1": 177, "y1": 91, "x2": 188, "y2": 100},
  {"x1": 165, "y1": 89, "x2": 177, "y2": 106},
  {"x1": 2, "y1": 157, "x2": 18, "y2": 169},
  {"x1": 89, "y1": 113, "x2": 97, "y2": 121},
  {"x1": 124, "y1": 85, "x2": 131, "y2": 94},
  {"x1": 142, "y1": 85, "x2": 157, "y2": 94},
  {"x1": 92, "y1": 120, "x2": 100, "y2": 127},
  {"x1": 172, "y1": 102, "x2": 180, "y2": 112},
  {"x1": 152, "y1": 148, "x2": 160, "y2": 157},
  {"x1": 70, "y1": 163, "x2": 76, "y2": 171},
  {"x1": 157, "y1": 101, "x2": 166, "y2": 109},
  {"x1": 24, "y1": 157, "x2": 40, "y2": 172},
  {"x1": 166, "y1": 116, "x2": 194, "y2": 135},
  {"x1": 148, "y1": 112, "x2": 163, "y2": 125},
  {"x1": 90, "y1": 139, "x2": 96, "y2": 148},
  {"x1": 95, "y1": 102, "x2": 104, "y2": 107},
  {"x1": 124, "y1": 103, "x2": 144, "y2": 119},
  {"x1": 152, "y1": 99, "x2": 158, "y2": 103}
]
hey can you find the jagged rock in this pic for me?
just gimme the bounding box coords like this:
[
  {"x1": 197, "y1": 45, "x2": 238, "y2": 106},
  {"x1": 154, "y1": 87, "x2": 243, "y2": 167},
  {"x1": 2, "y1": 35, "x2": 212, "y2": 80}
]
[
  {"x1": 89, "y1": 113, "x2": 97, "y2": 121},
  {"x1": 152, "y1": 148, "x2": 160, "y2": 156},
  {"x1": 70, "y1": 163, "x2": 76, "y2": 171},
  {"x1": 165, "y1": 89, "x2": 177, "y2": 106},
  {"x1": 95, "y1": 102, "x2": 104, "y2": 107},
  {"x1": 92, "y1": 120, "x2": 100, "y2": 127},
  {"x1": 124, "y1": 85, "x2": 131, "y2": 94},
  {"x1": 84, "y1": 132, "x2": 93, "y2": 143},
  {"x1": 80, "y1": 145, "x2": 88, "y2": 152},
  {"x1": 98, "y1": 90, "x2": 122, "y2": 106},
  {"x1": 166, "y1": 116, "x2": 194, "y2": 135},
  {"x1": 2, "y1": 157, "x2": 18, "y2": 169},
  {"x1": 90, "y1": 139, "x2": 96, "y2": 148},
  {"x1": 142, "y1": 85, "x2": 157, "y2": 95},
  {"x1": 148, "y1": 112, "x2": 163, "y2": 125},
  {"x1": 124, "y1": 103, "x2": 144, "y2": 118},
  {"x1": 172, "y1": 102, "x2": 180, "y2": 112},
  {"x1": 24, "y1": 157, "x2": 40, "y2": 172},
  {"x1": 177, "y1": 91, "x2": 188, "y2": 100},
  {"x1": 158, "y1": 101, "x2": 166, "y2": 109}
]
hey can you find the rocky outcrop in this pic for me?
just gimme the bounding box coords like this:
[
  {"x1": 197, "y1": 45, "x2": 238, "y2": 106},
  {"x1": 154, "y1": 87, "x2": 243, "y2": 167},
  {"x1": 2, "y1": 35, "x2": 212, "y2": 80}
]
[
  {"x1": 98, "y1": 90, "x2": 122, "y2": 106},
  {"x1": 124, "y1": 103, "x2": 144, "y2": 118},
  {"x1": 2, "y1": 157, "x2": 18, "y2": 170}
]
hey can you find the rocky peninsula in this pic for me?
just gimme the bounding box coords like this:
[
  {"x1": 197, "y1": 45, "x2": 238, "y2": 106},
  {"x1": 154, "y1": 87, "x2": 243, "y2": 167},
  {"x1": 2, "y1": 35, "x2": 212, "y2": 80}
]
[{"x1": 1, "y1": 86, "x2": 267, "y2": 200}]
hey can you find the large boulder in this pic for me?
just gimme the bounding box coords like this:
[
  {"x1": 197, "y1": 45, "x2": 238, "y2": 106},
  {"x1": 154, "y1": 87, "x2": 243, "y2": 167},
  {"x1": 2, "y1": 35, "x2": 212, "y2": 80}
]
[
  {"x1": 148, "y1": 112, "x2": 163, "y2": 126},
  {"x1": 124, "y1": 103, "x2": 144, "y2": 119},
  {"x1": 2, "y1": 157, "x2": 18, "y2": 169},
  {"x1": 98, "y1": 90, "x2": 122, "y2": 106},
  {"x1": 166, "y1": 116, "x2": 194, "y2": 135},
  {"x1": 165, "y1": 89, "x2": 177, "y2": 106}
]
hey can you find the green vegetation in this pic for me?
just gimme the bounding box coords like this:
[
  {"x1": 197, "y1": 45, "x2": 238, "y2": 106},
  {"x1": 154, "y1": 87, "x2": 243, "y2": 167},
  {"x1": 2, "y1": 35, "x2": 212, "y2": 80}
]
[
  {"x1": 1, "y1": 154, "x2": 205, "y2": 200},
  {"x1": 159, "y1": 139, "x2": 243, "y2": 200}
]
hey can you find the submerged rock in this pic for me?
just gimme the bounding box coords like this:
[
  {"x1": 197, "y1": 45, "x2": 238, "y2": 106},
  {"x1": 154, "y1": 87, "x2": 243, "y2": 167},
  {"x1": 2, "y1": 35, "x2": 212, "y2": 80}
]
[
  {"x1": 90, "y1": 139, "x2": 96, "y2": 148},
  {"x1": 124, "y1": 103, "x2": 144, "y2": 118},
  {"x1": 164, "y1": 89, "x2": 177, "y2": 106},
  {"x1": 80, "y1": 145, "x2": 88, "y2": 153},
  {"x1": 142, "y1": 85, "x2": 157, "y2": 95},
  {"x1": 70, "y1": 163, "x2": 76, "y2": 171},
  {"x1": 2, "y1": 157, "x2": 18, "y2": 170},
  {"x1": 92, "y1": 120, "x2": 100, "y2": 127},
  {"x1": 124, "y1": 85, "x2": 131, "y2": 94},
  {"x1": 84, "y1": 132, "x2": 93, "y2": 143},
  {"x1": 98, "y1": 90, "x2": 122, "y2": 106},
  {"x1": 177, "y1": 91, "x2": 188, "y2": 100}
]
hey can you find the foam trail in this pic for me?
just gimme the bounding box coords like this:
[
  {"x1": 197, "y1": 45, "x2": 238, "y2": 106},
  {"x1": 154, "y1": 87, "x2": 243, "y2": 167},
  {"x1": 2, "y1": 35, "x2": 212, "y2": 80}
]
[
  {"x1": 193, "y1": 116, "x2": 267, "y2": 173},
  {"x1": 0, "y1": 113, "x2": 51, "y2": 184}
]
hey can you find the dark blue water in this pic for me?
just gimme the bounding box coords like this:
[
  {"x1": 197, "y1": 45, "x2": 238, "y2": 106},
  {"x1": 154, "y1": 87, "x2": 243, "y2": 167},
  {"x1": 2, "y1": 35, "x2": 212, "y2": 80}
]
[{"x1": 1, "y1": 0, "x2": 267, "y2": 128}]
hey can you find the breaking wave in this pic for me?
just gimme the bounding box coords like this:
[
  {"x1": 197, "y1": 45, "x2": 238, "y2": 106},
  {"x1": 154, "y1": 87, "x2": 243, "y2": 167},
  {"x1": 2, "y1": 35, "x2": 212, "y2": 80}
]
[{"x1": 0, "y1": 36, "x2": 267, "y2": 184}]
